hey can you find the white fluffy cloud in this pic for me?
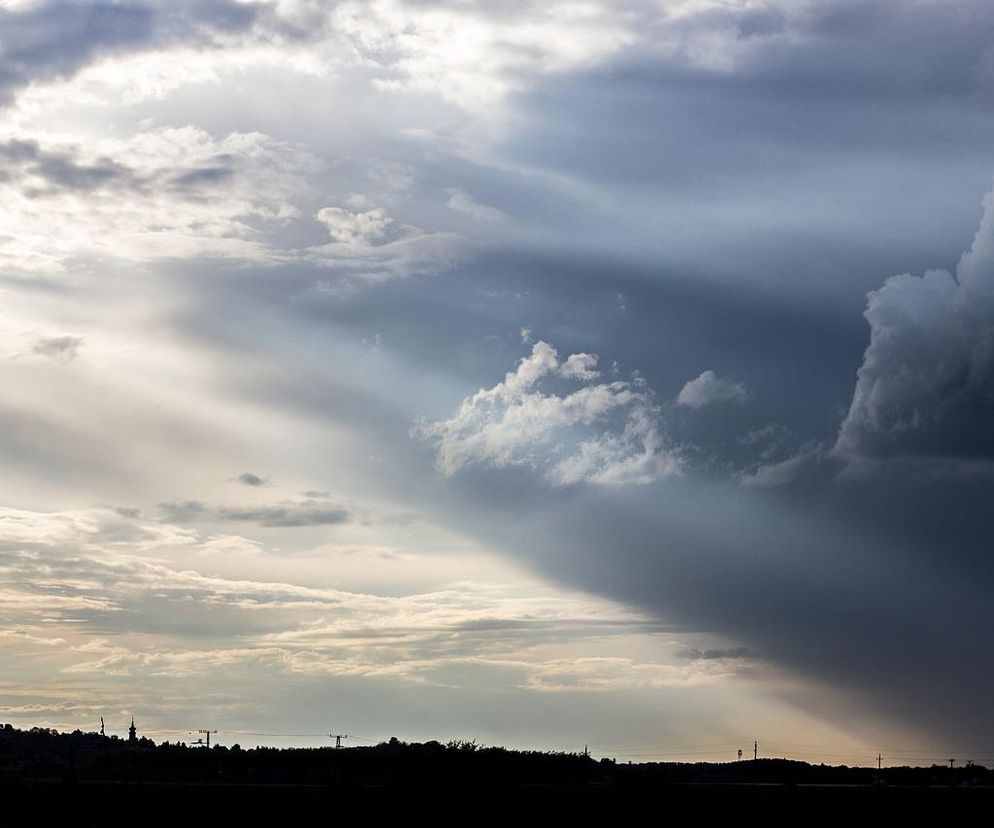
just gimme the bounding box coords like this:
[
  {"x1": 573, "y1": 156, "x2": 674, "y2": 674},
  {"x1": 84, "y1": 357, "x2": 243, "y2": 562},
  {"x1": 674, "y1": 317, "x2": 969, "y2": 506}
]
[
  {"x1": 835, "y1": 187, "x2": 994, "y2": 462},
  {"x1": 676, "y1": 369, "x2": 749, "y2": 409},
  {"x1": 316, "y1": 206, "x2": 394, "y2": 246},
  {"x1": 414, "y1": 341, "x2": 680, "y2": 485}
]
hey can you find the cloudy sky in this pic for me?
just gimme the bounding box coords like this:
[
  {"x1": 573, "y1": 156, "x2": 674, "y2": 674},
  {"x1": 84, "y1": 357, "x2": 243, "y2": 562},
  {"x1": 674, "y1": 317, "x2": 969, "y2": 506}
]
[{"x1": 3, "y1": 0, "x2": 994, "y2": 765}]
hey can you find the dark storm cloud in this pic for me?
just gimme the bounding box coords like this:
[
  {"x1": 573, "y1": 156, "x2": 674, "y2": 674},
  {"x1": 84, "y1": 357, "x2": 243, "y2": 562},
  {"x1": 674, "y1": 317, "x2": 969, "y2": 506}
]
[
  {"x1": 459, "y1": 230, "x2": 994, "y2": 739},
  {"x1": 157, "y1": 247, "x2": 994, "y2": 747},
  {"x1": 157, "y1": 499, "x2": 350, "y2": 528},
  {"x1": 156, "y1": 178, "x2": 994, "y2": 743},
  {"x1": 425, "y1": 466, "x2": 994, "y2": 746},
  {"x1": 0, "y1": 0, "x2": 266, "y2": 107},
  {"x1": 442, "y1": 188, "x2": 994, "y2": 743},
  {"x1": 181, "y1": 231, "x2": 994, "y2": 747}
]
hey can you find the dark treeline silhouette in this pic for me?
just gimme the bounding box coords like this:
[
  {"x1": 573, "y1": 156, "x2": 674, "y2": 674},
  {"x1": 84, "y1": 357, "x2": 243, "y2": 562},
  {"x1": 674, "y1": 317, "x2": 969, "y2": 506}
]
[{"x1": 1, "y1": 724, "x2": 991, "y2": 820}]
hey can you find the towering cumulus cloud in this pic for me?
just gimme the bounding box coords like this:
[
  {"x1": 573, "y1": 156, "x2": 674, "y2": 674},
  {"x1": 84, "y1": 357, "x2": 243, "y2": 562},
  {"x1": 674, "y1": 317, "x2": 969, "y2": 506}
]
[
  {"x1": 414, "y1": 341, "x2": 680, "y2": 485},
  {"x1": 836, "y1": 189, "x2": 994, "y2": 463}
]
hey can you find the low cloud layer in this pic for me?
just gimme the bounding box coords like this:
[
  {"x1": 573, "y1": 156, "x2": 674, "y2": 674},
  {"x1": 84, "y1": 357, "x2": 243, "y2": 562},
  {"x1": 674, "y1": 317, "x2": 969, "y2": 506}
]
[
  {"x1": 0, "y1": 505, "x2": 760, "y2": 747},
  {"x1": 156, "y1": 499, "x2": 351, "y2": 528}
]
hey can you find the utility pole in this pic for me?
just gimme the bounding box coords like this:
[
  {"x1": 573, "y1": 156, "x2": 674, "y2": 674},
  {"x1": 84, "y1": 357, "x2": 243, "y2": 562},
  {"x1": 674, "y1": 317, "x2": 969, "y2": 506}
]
[
  {"x1": 196, "y1": 729, "x2": 218, "y2": 748},
  {"x1": 877, "y1": 753, "x2": 882, "y2": 770},
  {"x1": 949, "y1": 758, "x2": 955, "y2": 769},
  {"x1": 753, "y1": 741, "x2": 758, "y2": 761},
  {"x1": 330, "y1": 734, "x2": 350, "y2": 749}
]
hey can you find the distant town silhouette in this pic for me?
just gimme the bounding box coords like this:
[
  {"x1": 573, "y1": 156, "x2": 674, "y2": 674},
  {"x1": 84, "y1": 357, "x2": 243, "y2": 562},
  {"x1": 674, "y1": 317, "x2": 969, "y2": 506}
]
[{"x1": 1, "y1": 722, "x2": 991, "y2": 820}]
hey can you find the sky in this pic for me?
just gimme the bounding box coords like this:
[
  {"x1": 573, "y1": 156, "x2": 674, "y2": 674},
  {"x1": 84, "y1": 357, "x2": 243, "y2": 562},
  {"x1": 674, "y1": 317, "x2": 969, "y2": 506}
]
[{"x1": 2, "y1": 0, "x2": 994, "y2": 767}]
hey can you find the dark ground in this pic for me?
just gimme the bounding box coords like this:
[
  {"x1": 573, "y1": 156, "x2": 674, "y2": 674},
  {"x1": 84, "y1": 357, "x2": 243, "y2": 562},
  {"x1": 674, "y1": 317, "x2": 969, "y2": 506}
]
[
  {"x1": 5, "y1": 778, "x2": 993, "y2": 823},
  {"x1": 2, "y1": 724, "x2": 990, "y2": 822}
]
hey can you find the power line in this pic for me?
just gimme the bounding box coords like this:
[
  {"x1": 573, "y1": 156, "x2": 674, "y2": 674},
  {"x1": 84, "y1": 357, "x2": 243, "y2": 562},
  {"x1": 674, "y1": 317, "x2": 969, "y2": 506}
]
[
  {"x1": 764, "y1": 741, "x2": 994, "y2": 755},
  {"x1": 221, "y1": 731, "x2": 375, "y2": 742},
  {"x1": 590, "y1": 741, "x2": 741, "y2": 752},
  {"x1": 597, "y1": 749, "x2": 753, "y2": 758},
  {"x1": 594, "y1": 739, "x2": 994, "y2": 759},
  {"x1": 222, "y1": 731, "x2": 332, "y2": 738}
]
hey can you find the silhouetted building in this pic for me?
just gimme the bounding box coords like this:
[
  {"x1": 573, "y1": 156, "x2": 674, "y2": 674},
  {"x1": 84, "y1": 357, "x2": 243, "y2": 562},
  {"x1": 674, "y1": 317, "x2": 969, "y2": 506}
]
[{"x1": 128, "y1": 718, "x2": 137, "y2": 743}]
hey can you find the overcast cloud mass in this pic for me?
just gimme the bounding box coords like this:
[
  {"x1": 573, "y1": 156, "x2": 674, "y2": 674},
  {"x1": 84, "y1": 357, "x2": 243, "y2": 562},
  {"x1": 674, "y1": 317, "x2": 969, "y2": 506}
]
[{"x1": 2, "y1": 0, "x2": 994, "y2": 764}]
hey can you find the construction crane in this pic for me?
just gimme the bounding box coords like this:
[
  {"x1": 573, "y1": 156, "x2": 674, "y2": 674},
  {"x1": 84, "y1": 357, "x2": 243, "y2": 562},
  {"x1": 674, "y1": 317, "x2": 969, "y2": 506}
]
[{"x1": 192, "y1": 729, "x2": 218, "y2": 748}]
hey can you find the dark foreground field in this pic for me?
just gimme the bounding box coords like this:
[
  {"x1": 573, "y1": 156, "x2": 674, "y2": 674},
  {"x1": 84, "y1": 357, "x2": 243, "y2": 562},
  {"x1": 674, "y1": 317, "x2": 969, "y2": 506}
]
[
  {"x1": 3, "y1": 725, "x2": 991, "y2": 822},
  {"x1": 4, "y1": 778, "x2": 993, "y2": 822}
]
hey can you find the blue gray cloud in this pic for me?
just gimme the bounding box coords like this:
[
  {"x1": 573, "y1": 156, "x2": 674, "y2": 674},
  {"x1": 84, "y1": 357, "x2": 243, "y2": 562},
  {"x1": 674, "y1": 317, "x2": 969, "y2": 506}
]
[{"x1": 0, "y1": 0, "x2": 266, "y2": 106}]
